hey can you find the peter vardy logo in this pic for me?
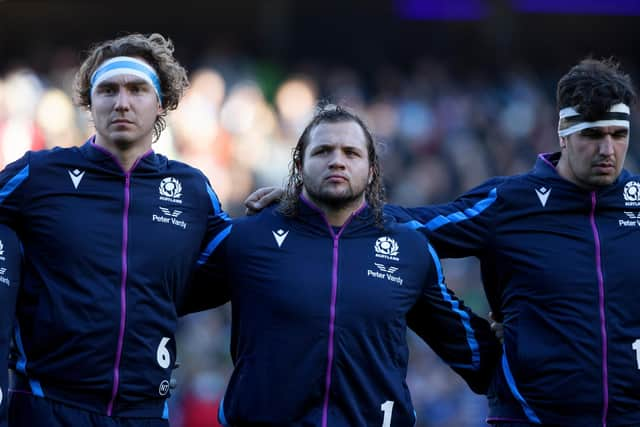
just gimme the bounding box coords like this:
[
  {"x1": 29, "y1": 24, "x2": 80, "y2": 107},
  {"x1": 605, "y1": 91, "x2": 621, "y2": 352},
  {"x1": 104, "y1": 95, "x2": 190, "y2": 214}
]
[
  {"x1": 152, "y1": 207, "x2": 187, "y2": 229},
  {"x1": 367, "y1": 263, "x2": 403, "y2": 285},
  {"x1": 159, "y1": 207, "x2": 183, "y2": 218},
  {"x1": 535, "y1": 186, "x2": 551, "y2": 207},
  {"x1": 619, "y1": 211, "x2": 640, "y2": 228},
  {"x1": 624, "y1": 181, "x2": 640, "y2": 207},
  {"x1": 0, "y1": 266, "x2": 9, "y2": 287},
  {"x1": 374, "y1": 263, "x2": 398, "y2": 274},
  {"x1": 374, "y1": 236, "x2": 399, "y2": 261},
  {"x1": 159, "y1": 177, "x2": 183, "y2": 204}
]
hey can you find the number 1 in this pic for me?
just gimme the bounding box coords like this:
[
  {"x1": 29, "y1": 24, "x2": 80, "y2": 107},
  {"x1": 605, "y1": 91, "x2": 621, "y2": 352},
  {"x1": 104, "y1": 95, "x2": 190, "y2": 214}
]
[
  {"x1": 633, "y1": 339, "x2": 640, "y2": 370},
  {"x1": 381, "y1": 400, "x2": 394, "y2": 427}
]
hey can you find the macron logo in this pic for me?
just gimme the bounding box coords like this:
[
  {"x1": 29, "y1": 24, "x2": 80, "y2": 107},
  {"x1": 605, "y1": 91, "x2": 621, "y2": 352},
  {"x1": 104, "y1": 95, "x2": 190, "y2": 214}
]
[
  {"x1": 535, "y1": 187, "x2": 551, "y2": 207},
  {"x1": 272, "y1": 229, "x2": 289, "y2": 248},
  {"x1": 68, "y1": 169, "x2": 85, "y2": 189}
]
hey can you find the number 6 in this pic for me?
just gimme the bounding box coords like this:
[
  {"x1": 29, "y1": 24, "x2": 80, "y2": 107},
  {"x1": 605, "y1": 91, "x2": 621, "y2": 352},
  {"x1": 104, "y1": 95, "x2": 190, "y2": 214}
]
[{"x1": 157, "y1": 337, "x2": 171, "y2": 369}]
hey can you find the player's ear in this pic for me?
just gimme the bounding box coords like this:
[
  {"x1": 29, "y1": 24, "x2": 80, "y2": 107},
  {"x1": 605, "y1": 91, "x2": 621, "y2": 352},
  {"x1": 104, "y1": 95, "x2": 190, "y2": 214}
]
[{"x1": 559, "y1": 136, "x2": 567, "y2": 149}]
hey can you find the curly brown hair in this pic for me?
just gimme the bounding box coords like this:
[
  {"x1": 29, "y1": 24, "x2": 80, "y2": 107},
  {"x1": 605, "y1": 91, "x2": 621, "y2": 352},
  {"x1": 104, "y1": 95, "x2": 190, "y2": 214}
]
[
  {"x1": 278, "y1": 103, "x2": 386, "y2": 227},
  {"x1": 73, "y1": 33, "x2": 189, "y2": 142},
  {"x1": 557, "y1": 58, "x2": 637, "y2": 122}
]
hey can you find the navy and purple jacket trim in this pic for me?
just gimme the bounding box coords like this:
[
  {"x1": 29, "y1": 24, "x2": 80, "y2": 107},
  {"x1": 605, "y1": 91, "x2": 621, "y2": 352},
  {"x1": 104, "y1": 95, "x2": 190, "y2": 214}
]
[
  {"x1": 190, "y1": 197, "x2": 499, "y2": 427},
  {"x1": 0, "y1": 139, "x2": 230, "y2": 419},
  {"x1": 387, "y1": 152, "x2": 640, "y2": 427}
]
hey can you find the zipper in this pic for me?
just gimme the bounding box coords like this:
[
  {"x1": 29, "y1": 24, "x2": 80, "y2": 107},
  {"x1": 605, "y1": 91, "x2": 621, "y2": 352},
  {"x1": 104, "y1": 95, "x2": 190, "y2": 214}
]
[
  {"x1": 589, "y1": 191, "x2": 608, "y2": 427},
  {"x1": 107, "y1": 172, "x2": 132, "y2": 415},
  {"x1": 321, "y1": 235, "x2": 340, "y2": 427},
  {"x1": 88, "y1": 142, "x2": 152, "y2": 416},
  {"x1": 318, "y1": 203, "x2": 366, "y2": 427}
]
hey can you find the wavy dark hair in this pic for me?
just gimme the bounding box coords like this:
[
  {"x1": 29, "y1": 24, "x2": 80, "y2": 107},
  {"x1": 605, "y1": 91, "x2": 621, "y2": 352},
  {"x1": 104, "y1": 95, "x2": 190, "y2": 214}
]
[
  {"x1": 73, "y1": 33, "x2": 189, "y2": 142},
  {"x1": 557, "y1": 58, "x2": 637, "y2": 122},
  {"x1": 278, "y1": 103, "x2": 386, "y2": 226}
]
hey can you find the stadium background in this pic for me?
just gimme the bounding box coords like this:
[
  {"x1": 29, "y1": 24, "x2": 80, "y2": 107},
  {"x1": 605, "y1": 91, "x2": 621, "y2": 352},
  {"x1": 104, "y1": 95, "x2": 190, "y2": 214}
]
[{"x1": 2, "y1": 1, "x2": 640, "y2": 425}]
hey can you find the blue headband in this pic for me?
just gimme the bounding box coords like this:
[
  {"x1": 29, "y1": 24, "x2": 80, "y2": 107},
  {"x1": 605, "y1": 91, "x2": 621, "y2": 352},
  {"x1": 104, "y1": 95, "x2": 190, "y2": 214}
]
[{"x1": 90, "y1": 56, "x2": 163, "y2": 103}]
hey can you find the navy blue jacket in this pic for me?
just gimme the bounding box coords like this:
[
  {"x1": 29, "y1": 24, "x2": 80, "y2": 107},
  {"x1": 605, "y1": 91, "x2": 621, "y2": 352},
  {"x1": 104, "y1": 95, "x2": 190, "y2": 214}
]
[
  {"x1": 0, "y1": 225, "x2": 21, "y2": 427},
  {"x1": 195, "y1": 198, "x2": 499, "y2": 427},
  {"x1": 0, "y1": 140, "x2": 231, "y2": 418},
  {"x1": 387, "y1": 152, "x2": 640, "y2": 426}
]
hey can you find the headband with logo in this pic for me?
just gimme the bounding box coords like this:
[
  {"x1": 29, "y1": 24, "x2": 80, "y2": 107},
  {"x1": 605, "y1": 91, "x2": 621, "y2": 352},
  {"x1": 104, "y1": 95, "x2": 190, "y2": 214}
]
[
  {"x1": 558, "y1": 103, "x2": 630, "y2": 137},
  {"x1": 90, "y1": 56, "x2": 163, "y2": 103}
]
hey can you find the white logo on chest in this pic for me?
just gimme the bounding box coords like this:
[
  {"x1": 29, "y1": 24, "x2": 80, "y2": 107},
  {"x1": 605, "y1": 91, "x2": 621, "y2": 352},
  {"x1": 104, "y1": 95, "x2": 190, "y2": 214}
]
[
  {"x1": 367, "y1": 263, "x2": 403, "y2": 285},
  {"x1": 535, "y1": 187, "x2": 551, "y2": 207},
  {"x1": 374, "y1": 236, "x2": 400, "y2": 261},
  {"x1": 619, "y1": 211, "x2": 640, "y2": 228},
  {"x1": 272, "y1": 229, "x2": 289, "y2": 248},
  {"x1": 624, "y1": 181, "x2": 640, "y2": 207},
  {"x1": 152, "y1": 207, "x2": 187, "y2": 229},
  {"x1": 68, "y1": 169, "x2": 85, "y2": 189},
  {"x1": 0, "y1": 267, "x2": 9, "y2": 287},
  {"x1": 159, "y1": 177, "x2": 183, "y2": 204}
]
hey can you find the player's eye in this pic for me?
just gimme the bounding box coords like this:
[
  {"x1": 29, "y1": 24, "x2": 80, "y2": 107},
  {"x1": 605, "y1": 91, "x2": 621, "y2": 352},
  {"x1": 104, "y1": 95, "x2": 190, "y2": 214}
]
[
  {"x1": 579, "y1": 129, "x2": 604, "y2": 139},
  {"x1": 612, "y1": 130, "x2": 629, "y2": 139}
]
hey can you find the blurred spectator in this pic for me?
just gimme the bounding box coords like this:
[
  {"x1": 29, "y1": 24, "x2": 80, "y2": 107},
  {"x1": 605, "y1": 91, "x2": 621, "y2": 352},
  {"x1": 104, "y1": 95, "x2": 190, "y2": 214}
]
[{"x1": 178, "y1": 372, "x2": 224, "y2": 427}]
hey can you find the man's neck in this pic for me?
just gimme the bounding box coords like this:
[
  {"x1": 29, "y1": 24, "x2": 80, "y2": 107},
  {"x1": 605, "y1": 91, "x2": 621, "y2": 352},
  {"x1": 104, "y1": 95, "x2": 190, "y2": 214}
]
[
  {"x1": 304, "y1": 195, "x2": 365, "y2": 227},
  {"x1": 94, "y1": 136, "x2": 152, "y2": 172},
  {"x1": 323, "y1": 209, "x2": 352, "y2": 227}
]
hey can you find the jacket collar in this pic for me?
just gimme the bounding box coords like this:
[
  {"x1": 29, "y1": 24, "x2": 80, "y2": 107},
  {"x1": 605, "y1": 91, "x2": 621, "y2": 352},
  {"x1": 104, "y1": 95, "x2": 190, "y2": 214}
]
[
  {"x1": 79, "y1": 136, "x2": 162, "y2": 173},
  {"x1": 293, "y1": 194, "x2": 378, "y2": 236}
]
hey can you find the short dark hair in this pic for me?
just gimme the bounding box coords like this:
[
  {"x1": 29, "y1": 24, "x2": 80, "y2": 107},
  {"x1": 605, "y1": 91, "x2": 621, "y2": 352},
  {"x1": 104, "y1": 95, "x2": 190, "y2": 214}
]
[
  {"x1": 73, "y1": 33, "x2": 189, "y2": 142},
  {"x1": 557, "y1": 58, "x2": 637, "y2": 122},
  {"x1": 279, "y1": 103, "x2": 386, "y2": 226}
]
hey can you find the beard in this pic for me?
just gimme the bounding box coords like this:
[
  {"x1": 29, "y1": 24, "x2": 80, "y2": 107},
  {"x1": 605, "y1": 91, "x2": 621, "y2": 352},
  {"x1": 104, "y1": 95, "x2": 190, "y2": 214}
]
[{"x1": 302, "y1": 170, "x2": 368, "y2": 210}]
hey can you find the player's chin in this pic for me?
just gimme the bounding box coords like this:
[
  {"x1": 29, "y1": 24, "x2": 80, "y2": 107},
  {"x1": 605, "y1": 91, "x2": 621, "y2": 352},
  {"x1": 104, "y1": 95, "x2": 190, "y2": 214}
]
[
  {"x1": 320, "y1": 189, "x2": 357, "y2": 203},
  {"x1": 111, "y1": 132, "x2": 142, "y2": 145},
  {"x1": 590, "y1": 174, "x2": 617, "y2": 187}
]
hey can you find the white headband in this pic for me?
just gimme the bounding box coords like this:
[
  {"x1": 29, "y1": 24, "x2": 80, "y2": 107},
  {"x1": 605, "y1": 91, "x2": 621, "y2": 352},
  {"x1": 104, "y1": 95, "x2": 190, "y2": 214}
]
[
  {"x1": 90, "y1": 56, "x2": 163, "y2": 103},
  {"x1": 558, "y1": 103, "x2": 630, "y2": 137}
]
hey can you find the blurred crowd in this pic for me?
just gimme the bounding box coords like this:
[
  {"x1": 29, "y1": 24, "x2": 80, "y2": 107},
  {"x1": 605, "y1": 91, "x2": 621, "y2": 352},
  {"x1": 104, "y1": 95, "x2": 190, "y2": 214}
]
[{"x1": 2, "y1": 49, "x2": 639, "y2": 427}]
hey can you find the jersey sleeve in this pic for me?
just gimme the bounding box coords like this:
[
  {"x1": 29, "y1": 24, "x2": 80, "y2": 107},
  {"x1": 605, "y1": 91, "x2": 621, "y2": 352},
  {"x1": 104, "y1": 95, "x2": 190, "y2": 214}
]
[
  {"x1": 198, "y1": 178, "x2": 232, "y2": 264},
  {"x1": 406, "y1": 241, "x2": 500, "y2": 394},
  {"x1": 177, "y1": 232, "x2": 231, "y2": 316},
  {"x1": 385, "y1": 177, "x2": 504, "y2": 258},
  {"x1": 177, "y1": 178, "x2": 232, "y2": 316},
  {"x1": 0, "y1": 153, "x2": 31, "y2": 228}
]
